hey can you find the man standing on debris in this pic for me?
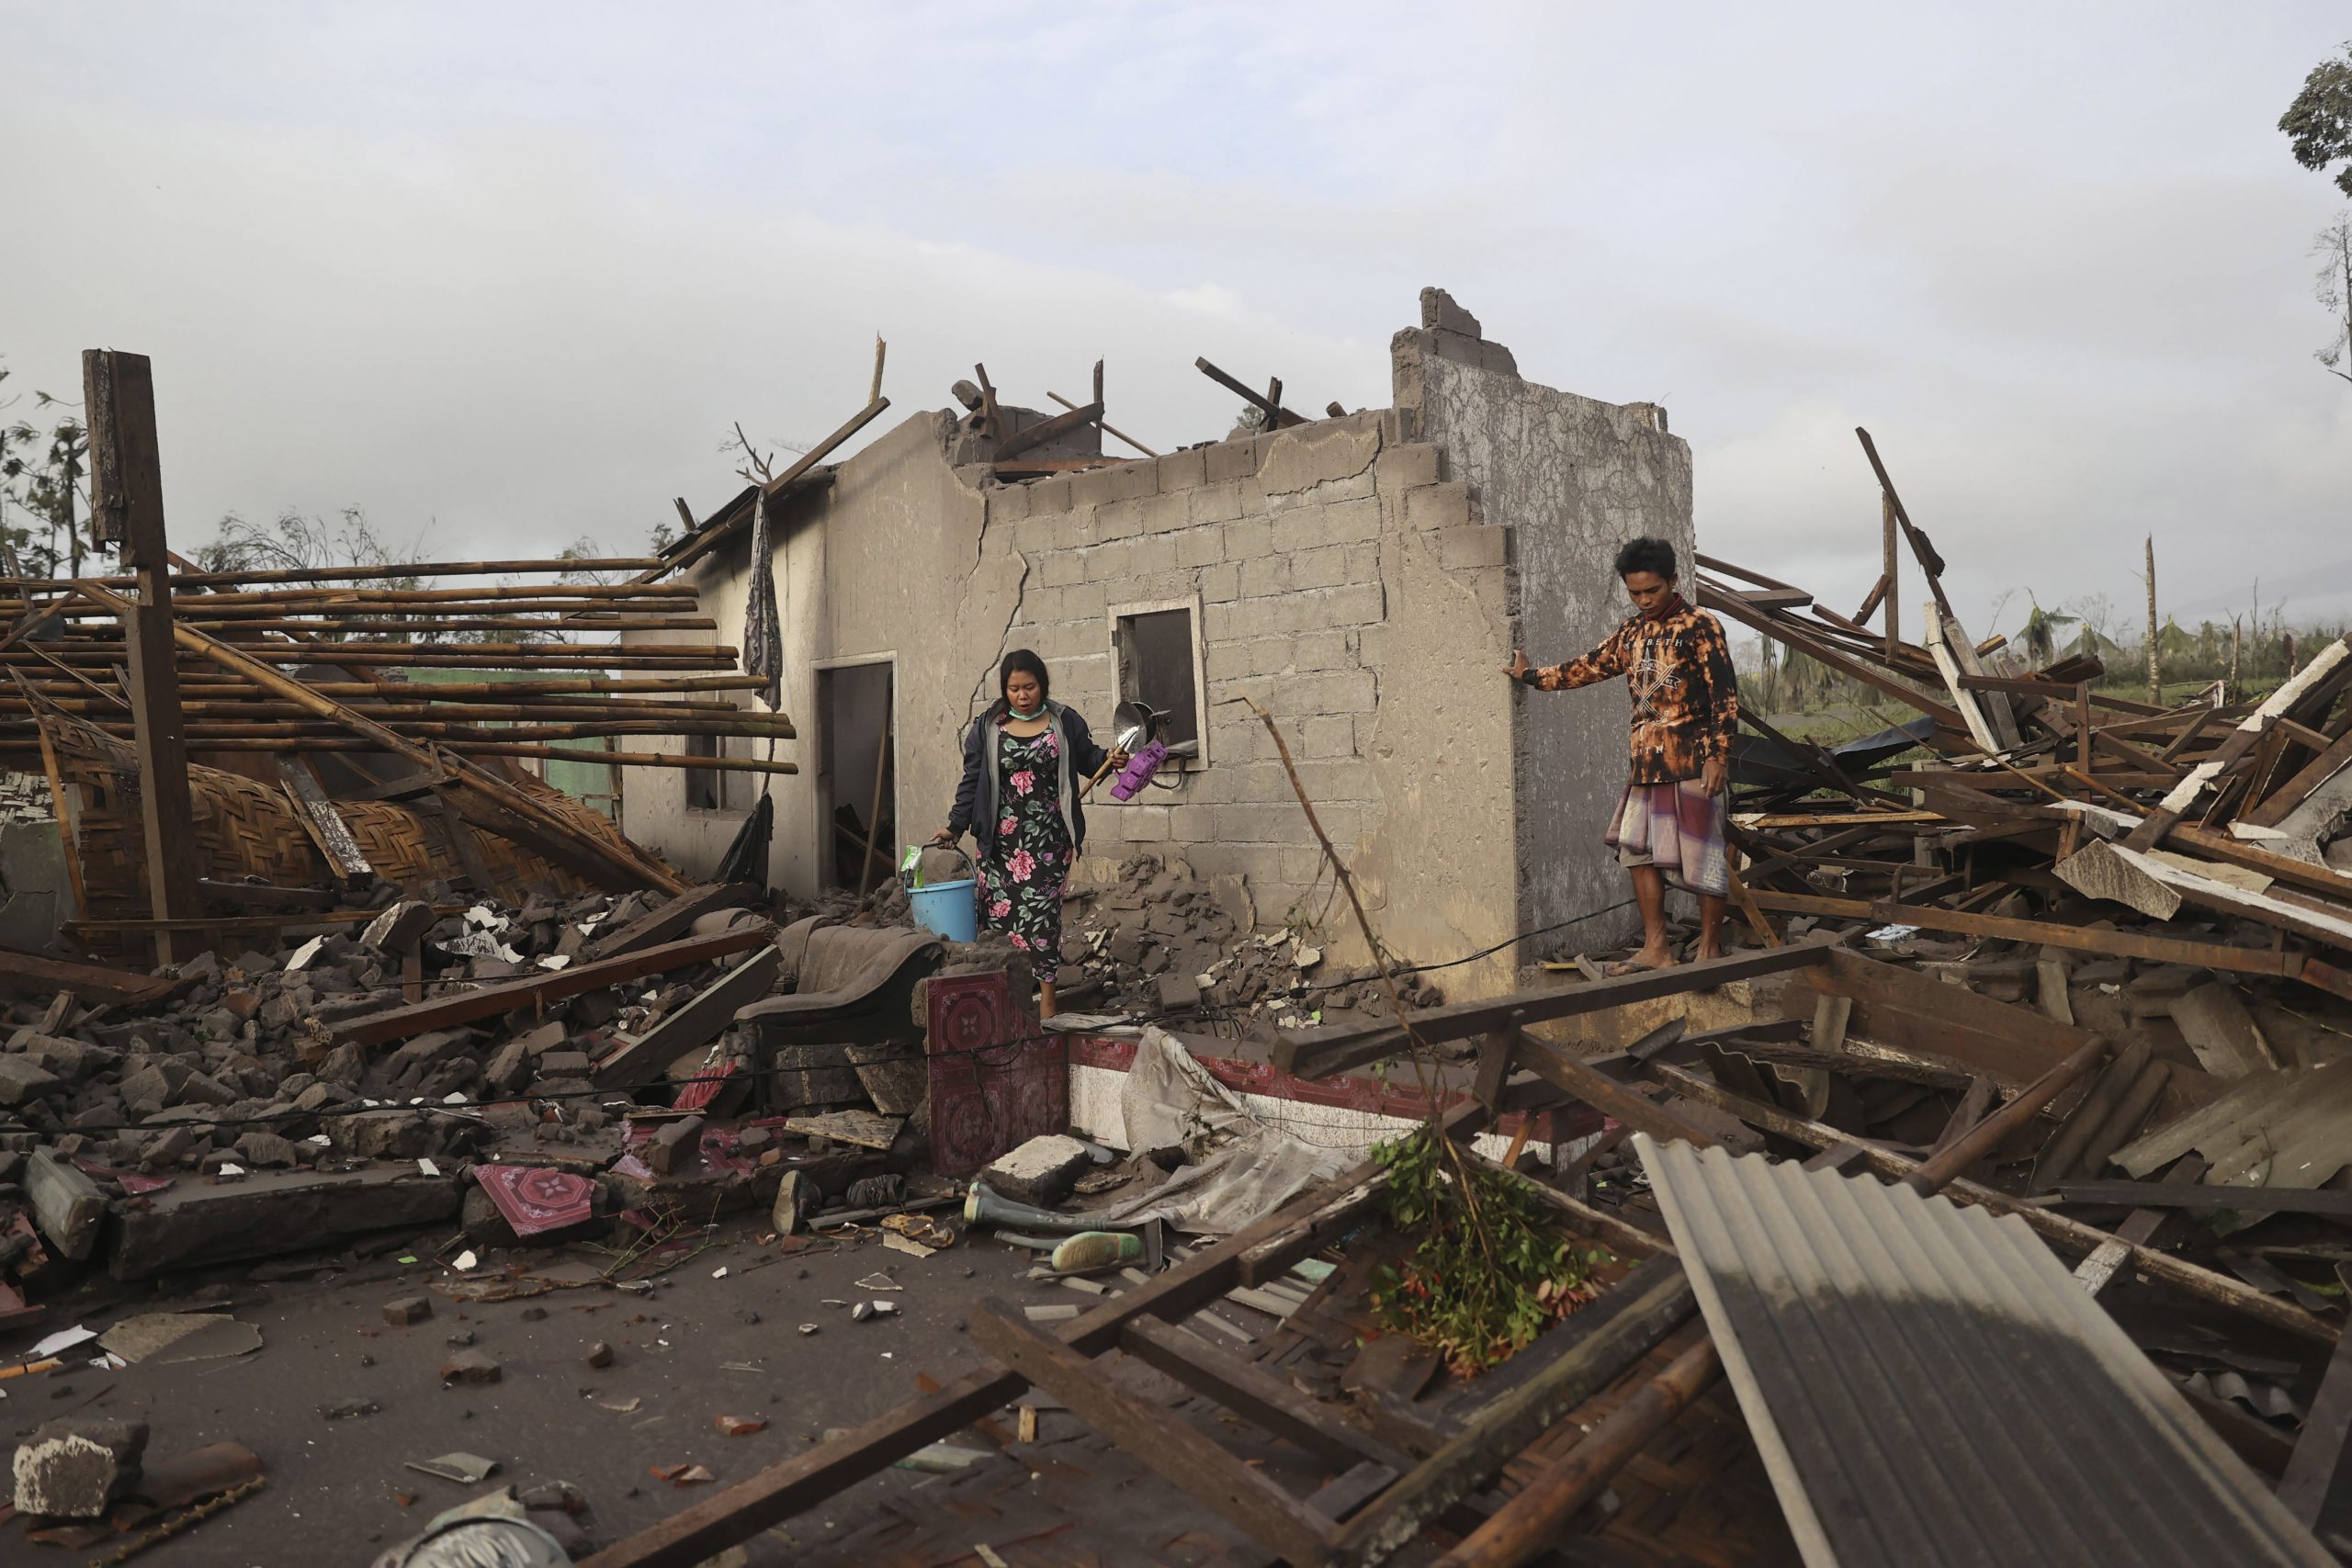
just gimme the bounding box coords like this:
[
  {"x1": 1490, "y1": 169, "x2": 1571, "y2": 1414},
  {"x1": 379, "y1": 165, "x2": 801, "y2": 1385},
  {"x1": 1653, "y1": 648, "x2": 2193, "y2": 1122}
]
[
  {"x1": 1507, "y1": 536, "x2": 1738, "y2": 973},
  {"x1": 933, "y1": 649, "x2": 1124, "y2": 1018}
]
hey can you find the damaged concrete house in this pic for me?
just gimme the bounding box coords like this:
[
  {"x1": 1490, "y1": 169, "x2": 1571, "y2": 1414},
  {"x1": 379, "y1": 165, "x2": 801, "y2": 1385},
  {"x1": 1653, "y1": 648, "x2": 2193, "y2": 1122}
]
[
  {"x1": 627, "y1": 288, "x2": 1693, "y2": 997},
  {"x1": 7, "y1": 299, "x2": 2351, "y2": 1565}
]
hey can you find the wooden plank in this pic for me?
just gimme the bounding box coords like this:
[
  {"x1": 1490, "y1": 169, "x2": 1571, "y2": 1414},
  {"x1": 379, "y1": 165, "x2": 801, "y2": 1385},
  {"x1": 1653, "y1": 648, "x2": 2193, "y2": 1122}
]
[
  {"x1": 2277, "y1": 1314, "x2": 2352, "y2": 1528},
  {"x1": 645, "y1": 393, "x2": 888, "y2": 580},
  {"x1": 1855, "y1": 427, "x2": 1953, "y2": 616},
  {"x1": 1923, "y1": 606, "x2": 2013, "y2": 753},
  {"x1": 991, "y1": 400, "x2": 1104, "y2": 460},
  {"x1": 84, "y1": 349, "x2": 202, "y2": 964},
  {"x1": 594, "y1": 947, "x2": 783, "y2": 1089},
  {"x1": 1858, "y1": 898, "x2": 2299, "y2": 978},
  {"x1": 1326, "y1": 1256, "x2": 1700, "y2": 1566},
  {"x1": 1194, "y1": 357, "x2": 1307, "y2": 428},
  {"x1": 327, "y1": 927, "x2": 770, "y2": 1049},
  {"x1": 1650, "y1": 1062, "x2": 2339, "y2": 1346},
  {"x1": 2169, "y1": 825, "x2": 2352, "y2": 906},
  {"x1": 433, "y1": 793, "x2": 498, "y2": 893},
  {"x1": 1774, "y1": 951, "x2": 2087, "y2": 1090},
  {"x1": 276, "y1": 756, "x2": 374, "y2": 882},
  {"x1": 198, "y1": 878, "x2": 339, "y2": 912},
  {"x1": 1272, "y1": 941, "x2": 1836, "y2": 1082},
  {"x1": 575, "y1": 1120, "x2": 1479, "y2": 1568},
  {"x1": 1699, "y1": 584, "x2": 1964, "y2": 732},
  {"x1": 2127, "y1": 637, "x2": 2351, "y2": 850},
  {"x1": 588, "y1": 883, "x2": 763, "y2": 962},
  {"x1": 1121, "y1": 1316, "x2": 1408, "y2": 1472},
  {"x1": 2239, "y1": 719, "x2": 2352, "y2": 827},
  {"x1": 1510, "y1": 1032, "x2": 1720, "y2": 1150},
  {"x1": 0, "y1": 945, "x2": 181, "y2": 1007},
  {"x1": 2074, "y1": 1156, "x2": 2206, "y2": 1297},
  {"x1": 972, "y1": 1301, "x2": 1340, "y2": 1564},
  {"x1": 2052, "y1": 1181, "x2": 2352, "y2": 1219}
]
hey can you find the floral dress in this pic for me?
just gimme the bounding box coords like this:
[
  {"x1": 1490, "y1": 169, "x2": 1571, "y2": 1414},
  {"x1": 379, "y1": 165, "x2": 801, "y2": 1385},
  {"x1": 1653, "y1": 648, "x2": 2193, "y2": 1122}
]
[{"x1": 978, "y1": 725, "x2": 1071, "y2": 959}]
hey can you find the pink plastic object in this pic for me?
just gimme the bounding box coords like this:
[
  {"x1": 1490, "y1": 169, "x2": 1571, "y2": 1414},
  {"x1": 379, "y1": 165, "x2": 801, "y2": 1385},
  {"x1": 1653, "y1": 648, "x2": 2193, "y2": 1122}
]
[{"x1": 1110, "y1": 740, "x2": 1170, "y2": 801}]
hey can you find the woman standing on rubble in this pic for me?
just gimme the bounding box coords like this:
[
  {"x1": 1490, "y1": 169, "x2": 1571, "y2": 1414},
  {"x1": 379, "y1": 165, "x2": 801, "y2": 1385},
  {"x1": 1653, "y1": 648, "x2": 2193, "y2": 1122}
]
[{"x1": 933, "y1": 649, "x2": 1123, "y2": 1018}]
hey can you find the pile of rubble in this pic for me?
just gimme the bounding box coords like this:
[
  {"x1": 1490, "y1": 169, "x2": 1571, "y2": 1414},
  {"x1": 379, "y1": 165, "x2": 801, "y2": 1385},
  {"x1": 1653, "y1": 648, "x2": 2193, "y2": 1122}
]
[{"x1": 1057, "y1": 852, "x2": 1442, "y2": 1025}]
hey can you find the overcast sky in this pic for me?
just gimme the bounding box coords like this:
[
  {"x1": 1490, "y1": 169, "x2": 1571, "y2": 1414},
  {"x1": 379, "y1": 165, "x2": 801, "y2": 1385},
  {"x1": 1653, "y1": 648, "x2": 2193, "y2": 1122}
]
[{"x1": 6, "y1": 3, "x2": 2349, "y2": 644}]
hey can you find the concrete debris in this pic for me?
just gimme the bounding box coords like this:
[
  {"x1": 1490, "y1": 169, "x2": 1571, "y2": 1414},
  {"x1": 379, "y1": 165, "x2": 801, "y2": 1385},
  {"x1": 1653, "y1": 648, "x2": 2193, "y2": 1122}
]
[
  {"x1": 981, "y1": 1134, "x2": 1096, "y2": 1209},
  {"x1": 12, "y1": 1416, "x2": 148, "y2": 1518}
]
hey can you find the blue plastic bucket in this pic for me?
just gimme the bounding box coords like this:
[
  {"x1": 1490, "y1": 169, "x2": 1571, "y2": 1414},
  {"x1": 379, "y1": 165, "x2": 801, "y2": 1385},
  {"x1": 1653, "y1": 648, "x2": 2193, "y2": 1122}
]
[{"x1": 905, "y1": 848, "x2": 980, "y2": 943}]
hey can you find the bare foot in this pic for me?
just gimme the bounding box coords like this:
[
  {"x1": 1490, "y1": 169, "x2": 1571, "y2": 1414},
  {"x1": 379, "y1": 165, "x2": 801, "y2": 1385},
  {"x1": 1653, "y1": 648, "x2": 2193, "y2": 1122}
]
[
  {"x1": 1691, "y1": 945, "x2": 1724, "y2": 964},
  {"x1": 1605, "y1": 945, "x2": 1680, "y2": 976}
]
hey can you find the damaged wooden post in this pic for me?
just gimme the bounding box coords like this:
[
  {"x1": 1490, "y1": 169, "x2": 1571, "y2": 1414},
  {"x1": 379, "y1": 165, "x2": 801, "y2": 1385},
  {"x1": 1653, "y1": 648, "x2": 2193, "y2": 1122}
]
[{"x1": 82, "y1": 349, "x2": 203, "y2": 964}]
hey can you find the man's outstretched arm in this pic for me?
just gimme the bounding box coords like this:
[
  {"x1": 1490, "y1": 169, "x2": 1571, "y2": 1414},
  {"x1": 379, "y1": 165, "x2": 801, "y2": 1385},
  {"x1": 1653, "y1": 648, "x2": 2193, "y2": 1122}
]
[{"x1": 1505, "y1": 626, "x2": 1630, "y2": 692}]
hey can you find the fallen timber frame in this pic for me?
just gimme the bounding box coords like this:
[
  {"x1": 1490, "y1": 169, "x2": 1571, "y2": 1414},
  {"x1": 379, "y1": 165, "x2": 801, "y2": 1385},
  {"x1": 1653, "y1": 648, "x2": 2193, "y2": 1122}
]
[
  {"x1": 74, "y1": 581, "x2": 686, "y2": 895},
  {"x1": 1271, "y1": 939, "x2": 1838, "y2": 1082}
]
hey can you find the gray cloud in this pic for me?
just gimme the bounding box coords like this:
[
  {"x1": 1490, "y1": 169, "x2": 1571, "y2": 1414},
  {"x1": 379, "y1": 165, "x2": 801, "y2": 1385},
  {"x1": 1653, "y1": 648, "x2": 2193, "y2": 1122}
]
[{"x1": 3, "y1": 1, "x2": 2346, "y2": 648}]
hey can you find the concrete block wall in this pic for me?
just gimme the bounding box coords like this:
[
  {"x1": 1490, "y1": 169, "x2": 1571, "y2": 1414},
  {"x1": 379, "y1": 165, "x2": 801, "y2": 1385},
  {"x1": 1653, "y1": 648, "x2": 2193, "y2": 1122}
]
[
  {"x1": 1394, "y1": 288, "x2": 1696, "y2": 957},
  {"x1": 978, "y1": 410, "x2": 1522, "y2": 982}
]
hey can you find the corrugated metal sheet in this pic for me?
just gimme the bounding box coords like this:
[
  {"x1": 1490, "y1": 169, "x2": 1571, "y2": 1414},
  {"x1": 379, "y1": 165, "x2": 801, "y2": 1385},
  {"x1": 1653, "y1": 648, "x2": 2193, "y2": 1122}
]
[{"x1": 1636, "y1": 1134, "x2": 2332, "y2": 1568}]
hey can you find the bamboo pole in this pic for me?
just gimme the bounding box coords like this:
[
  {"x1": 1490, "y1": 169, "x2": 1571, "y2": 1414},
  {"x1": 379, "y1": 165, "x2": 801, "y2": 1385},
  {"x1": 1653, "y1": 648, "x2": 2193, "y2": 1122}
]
[{"x1": 5, "y1": 558, "x2": 668, "y2": 590}]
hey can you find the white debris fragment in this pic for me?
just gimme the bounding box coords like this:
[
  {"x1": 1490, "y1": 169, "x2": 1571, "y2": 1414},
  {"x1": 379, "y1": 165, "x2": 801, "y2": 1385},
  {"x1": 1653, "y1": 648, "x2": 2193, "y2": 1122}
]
[
  {"x1": 285, "y1": 937, "x2": 325, "y2": 972},
  {"x1": 452, "y1": 1250, "x2": 479, "y2": 1272},
  {"x1": 418, "y1": 1158, "x2": 441, "y2": 1177}
]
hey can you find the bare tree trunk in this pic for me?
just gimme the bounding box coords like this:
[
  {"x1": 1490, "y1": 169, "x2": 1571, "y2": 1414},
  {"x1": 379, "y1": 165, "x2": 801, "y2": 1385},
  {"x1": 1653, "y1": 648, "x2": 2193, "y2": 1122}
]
[
  {"x1": 2144, "y1": 536, "x2": 2159, "y2": 705},
  {"x1": 2229, "y1": 616, "x2": 2241, "y2": 704}
]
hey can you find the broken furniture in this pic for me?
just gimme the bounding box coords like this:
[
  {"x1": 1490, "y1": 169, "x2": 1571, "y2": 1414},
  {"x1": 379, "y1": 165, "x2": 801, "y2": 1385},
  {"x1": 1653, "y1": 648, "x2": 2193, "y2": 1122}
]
[{"x1": 735, "y1": 919, "x2": 944, "y2": 1112}]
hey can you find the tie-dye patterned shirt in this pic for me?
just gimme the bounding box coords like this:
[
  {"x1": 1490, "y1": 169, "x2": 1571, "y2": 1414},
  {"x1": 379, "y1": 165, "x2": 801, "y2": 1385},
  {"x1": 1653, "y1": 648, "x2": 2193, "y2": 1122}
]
[{"x1": 1528, "y1": 595, "x2": 1739, "y2": 783}]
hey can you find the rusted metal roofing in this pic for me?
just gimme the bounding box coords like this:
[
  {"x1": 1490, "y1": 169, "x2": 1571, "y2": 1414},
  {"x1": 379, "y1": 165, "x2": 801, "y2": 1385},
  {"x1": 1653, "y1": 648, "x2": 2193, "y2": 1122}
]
[{"x1": 1636, "y1": 1135, "x2": 2333, "y2": 1568}]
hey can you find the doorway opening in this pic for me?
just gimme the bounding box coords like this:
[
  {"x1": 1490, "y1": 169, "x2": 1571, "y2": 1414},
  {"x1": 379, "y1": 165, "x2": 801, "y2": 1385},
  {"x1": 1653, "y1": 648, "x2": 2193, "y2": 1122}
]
[{"x1": 818, "y1": 660, "x2": 895, "y2": 890}]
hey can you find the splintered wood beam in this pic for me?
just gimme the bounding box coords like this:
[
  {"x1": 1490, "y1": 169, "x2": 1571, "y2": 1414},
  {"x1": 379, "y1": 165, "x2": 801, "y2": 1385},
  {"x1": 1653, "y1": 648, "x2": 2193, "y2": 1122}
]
[
  {"x1": 642, "y1": 390, "x2": 891, "y2": 581},
  {"x1": 1509, "y1": 1032, "x2": 1722, "y2": 1149},
  {"x1": 991, "y1": 399, "x2": 1103, "y2": 459},
  {"x1": 2241, "y1": 720, "x2": 2352, "y2": 829},
  {"x1": 1854, "y1": 426, "x2": 1953, "y2": 620},
  {"x1": 1272, "y1": 941, "x2": 1835, "y2": 1081},
  {"x1": 1699, "y1": 584, "x2": 1964, "y2": 732},
  {"x1": 2278, "y1": 1318, "x2": 2352, "y2": 1528},
  {"x1": 0, "y1": 945, "x2": 185, "y2": 1007},
  {"x1": 1048, "y1": 389, "x2": 1159, "y2": 457},
  {"x1": 1194, "y1": 356, "x2": 1308, "y2": 427},
  {"x1": 84, "y1": 349, "x2": 205, "y2": 965},
  {"x1": 1120, "y1": 1316, "x2": 1409, "y2": 1472},
  {"x1": 325, "y1": 927, "x2": 769, "y2": 1049},
  {"x1": 2126, "y1": 637, "x2": 2351, "y2": 850},
  {"x1": 276, "y1": 756, "x2": 374, "y2": 883},
  {"x1": 1853, "y1": 571, "x2": 1891, "y2": 625}
]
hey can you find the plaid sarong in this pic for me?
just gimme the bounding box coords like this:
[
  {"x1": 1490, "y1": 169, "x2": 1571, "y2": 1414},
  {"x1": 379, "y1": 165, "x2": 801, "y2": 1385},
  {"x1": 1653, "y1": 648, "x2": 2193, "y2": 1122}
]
[{"x1": 1605, "y1": 778, "x2": 1728, "y2": 897}]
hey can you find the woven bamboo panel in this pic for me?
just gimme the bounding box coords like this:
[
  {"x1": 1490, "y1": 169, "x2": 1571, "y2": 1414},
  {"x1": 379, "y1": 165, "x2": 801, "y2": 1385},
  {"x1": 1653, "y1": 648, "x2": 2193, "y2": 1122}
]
[{"x1": 40, "y1": 716, "x2": 601, "y2": 948}]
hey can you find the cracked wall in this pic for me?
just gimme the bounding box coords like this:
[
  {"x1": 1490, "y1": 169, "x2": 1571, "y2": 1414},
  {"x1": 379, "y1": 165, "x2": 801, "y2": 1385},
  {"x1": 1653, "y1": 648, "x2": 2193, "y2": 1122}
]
[
  {"x1": 622, "y1": 294, "x2": 1671, "y2": 1000},
  {"x1": 971, "y1": 409, "x2": 1521, "y2": 993}
]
